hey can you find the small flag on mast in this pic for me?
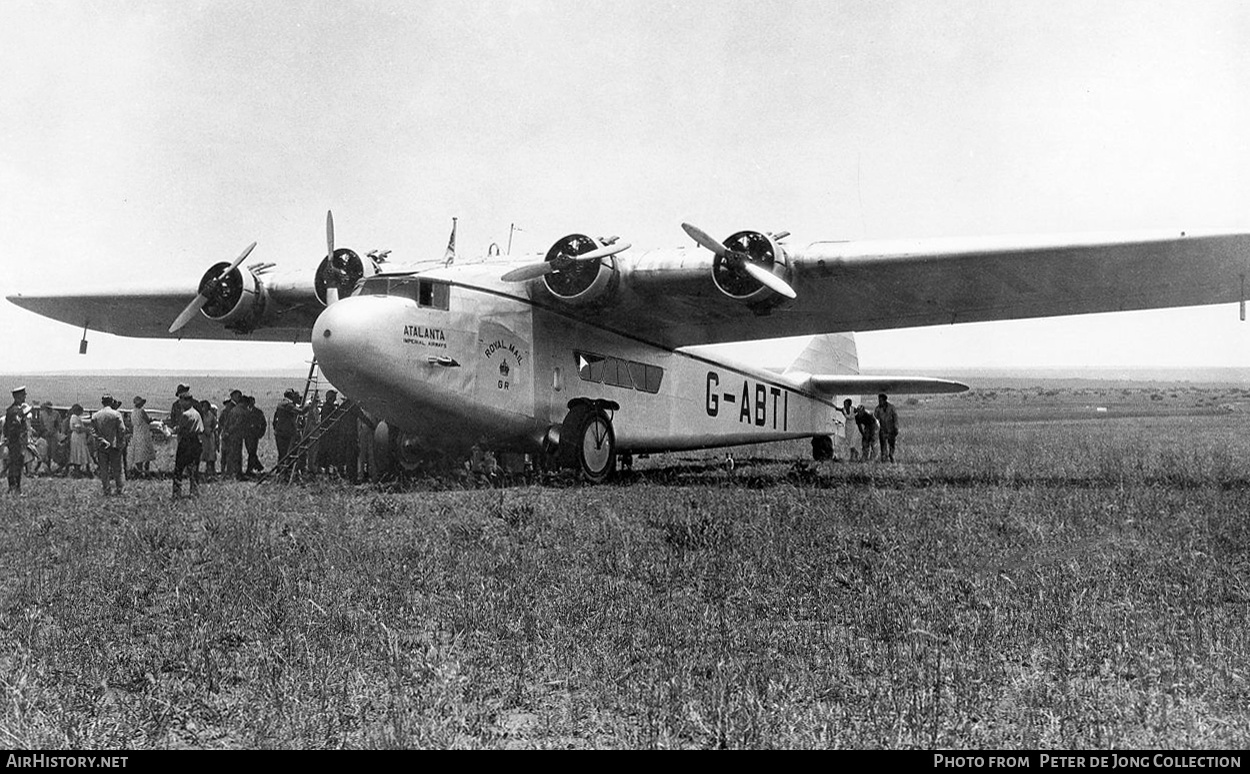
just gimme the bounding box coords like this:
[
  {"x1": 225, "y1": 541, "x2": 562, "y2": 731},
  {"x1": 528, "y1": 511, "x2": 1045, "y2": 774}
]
[{"x1": 444, "y1": 217, "x2": 458, "y2": 266}]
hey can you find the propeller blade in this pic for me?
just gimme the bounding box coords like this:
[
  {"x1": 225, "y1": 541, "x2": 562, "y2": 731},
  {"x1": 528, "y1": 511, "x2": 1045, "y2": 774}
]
[
  {"x1": 326, "y1": 210, "x2": 335, "y2": 262},
  {"x1": 501, "y1": 262, "x2": 557, "y2": 282},
  {"x1": 169, "y1": 241, "x2": 258, "y2": 333},
  {"x1": 681, "y1": 222, "x2": 727, "y2": 257},
  {"x1": 571, "y1": 241, "x2": 632, "y2": 262},
  {"x1": 220, "y1": 241, "x2": 257, "y2": 280},
  {"x1": 741, "y1": 260, "x2": 797, "y2": 299},
  {"x1": 169, "y1": 294, "x2": 209, "y2": 334}
]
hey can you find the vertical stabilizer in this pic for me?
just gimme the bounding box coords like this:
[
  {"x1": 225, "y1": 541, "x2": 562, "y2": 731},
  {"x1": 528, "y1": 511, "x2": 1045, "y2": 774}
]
[{"x1": 782, "y1": 332, "x2": 860, "y2": 378}]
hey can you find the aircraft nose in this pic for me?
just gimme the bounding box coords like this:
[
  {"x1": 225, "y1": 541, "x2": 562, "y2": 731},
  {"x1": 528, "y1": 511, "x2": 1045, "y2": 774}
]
[{"x1": 312, "y1": 296, "x2": 388, "y2": 379}]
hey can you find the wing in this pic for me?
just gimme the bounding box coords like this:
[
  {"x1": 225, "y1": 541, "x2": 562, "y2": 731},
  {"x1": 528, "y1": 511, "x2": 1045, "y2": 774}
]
[
  {"x1": 801, "y1": 375, "x2": 968, "y2": 395},
  {"x1": 546, "y1": 228, "x2": 1250, "y2": 348},
  {"x1": 6, "y1": 278, "x2": 324, "y2": 342}
]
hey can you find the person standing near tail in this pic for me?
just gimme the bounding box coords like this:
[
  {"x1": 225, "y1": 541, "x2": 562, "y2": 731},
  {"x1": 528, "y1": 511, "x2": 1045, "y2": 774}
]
[
  {"x1": 855, "y1": 405, "x2": 878, "y2": 462},
  {"x1": 838, "y1": 398, "x2": 859, "y2": 461},
  {"x1": 874, "y1": 393, "x2": 899, "y2": 463}
]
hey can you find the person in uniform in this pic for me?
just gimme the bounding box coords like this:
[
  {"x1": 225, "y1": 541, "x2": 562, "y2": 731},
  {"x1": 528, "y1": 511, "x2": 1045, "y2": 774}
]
[
  {"x1": 874, "y1": 393, "x2": 900, "y2": 463},
  {"x1": 4, "y1": 386, "x2": 33, "y2": 494},
  {"x1": 91, "y1": 394, "x2": 127, "y2": 496},
  {"x1": 172, "y1": 393, "x2": 204, "y2": 499},
  {"x1": 128, "y1": 396, "x2": 155, "y2": 477}
]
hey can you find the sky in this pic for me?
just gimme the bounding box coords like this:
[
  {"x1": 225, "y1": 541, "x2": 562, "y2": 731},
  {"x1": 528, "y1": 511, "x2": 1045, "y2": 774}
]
[{"x1": 2, "y1": 0, "x2": 1249, "y2": 374}]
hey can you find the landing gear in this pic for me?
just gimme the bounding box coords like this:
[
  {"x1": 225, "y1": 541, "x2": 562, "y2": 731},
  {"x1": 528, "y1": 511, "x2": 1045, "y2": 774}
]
[
  {"x1": 811, "y1": 435, "x2": 834, "y2": 461},
  {"x1": 559, "y1": 403, "x2": 616, "y2": 483},
  {"x1": 373, "y1": 421, "x2": 425, "y2": 481}
]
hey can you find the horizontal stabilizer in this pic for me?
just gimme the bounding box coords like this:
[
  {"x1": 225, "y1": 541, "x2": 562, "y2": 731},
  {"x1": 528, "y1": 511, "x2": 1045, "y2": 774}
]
[{"x1": 803, "y1": 374, "x2": 969, "y2": 395}]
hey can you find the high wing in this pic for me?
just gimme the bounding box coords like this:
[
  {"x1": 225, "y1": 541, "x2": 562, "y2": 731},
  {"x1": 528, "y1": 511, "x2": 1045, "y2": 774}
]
[
  {"x1": 4, "y1": 212, "x2": 440, "y2": 342},
  {"x1": 6, "y1": 278, "x2": 326, "y2": 342},
  {"x1": 500, "y1": 228, "x2": 1250, "y2": 348}
]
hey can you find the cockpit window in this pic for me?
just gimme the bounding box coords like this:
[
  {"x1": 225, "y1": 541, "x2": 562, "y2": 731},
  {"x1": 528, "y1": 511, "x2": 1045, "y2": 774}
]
[
  {"x1": 418, "y1": 280, "x2": 450, "y2": 310},
  {"x1": 358, "y1": 276, "x2": 450, "y2": 310}
]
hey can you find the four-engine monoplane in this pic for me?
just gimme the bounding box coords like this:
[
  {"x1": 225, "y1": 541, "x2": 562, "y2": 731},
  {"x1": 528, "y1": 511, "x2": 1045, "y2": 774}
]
[{"x1": 9, "y1": 213, "x2": 1249, "y2": 480}]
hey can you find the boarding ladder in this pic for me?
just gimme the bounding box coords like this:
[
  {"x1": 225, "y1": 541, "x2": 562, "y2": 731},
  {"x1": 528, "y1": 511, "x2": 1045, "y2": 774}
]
[
  {"x1": 256, "y1": 398, "x2": 359, "y2": 484},
  {"x1": 258, "y1": 358, "x2": 351, "y2": 484}
]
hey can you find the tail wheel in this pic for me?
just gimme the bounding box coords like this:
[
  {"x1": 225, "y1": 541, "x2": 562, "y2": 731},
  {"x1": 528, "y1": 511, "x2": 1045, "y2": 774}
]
[
  {"x1": 811, "y1": 435, "x2": 834, "y2": 461},
  {"x1": 560, "y1": 405, "x2": 616, "y2": 483}
]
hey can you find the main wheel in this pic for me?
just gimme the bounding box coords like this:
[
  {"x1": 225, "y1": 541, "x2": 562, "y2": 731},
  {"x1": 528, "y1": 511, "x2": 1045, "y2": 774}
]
[{"x1": 560, "y1": 406, "x2": 616, "y2": 483}]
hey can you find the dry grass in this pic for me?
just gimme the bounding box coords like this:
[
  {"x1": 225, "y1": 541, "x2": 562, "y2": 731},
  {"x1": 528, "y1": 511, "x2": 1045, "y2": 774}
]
[{"x1": 2, "y1": 383, "x2": 1250, "y2": 748}]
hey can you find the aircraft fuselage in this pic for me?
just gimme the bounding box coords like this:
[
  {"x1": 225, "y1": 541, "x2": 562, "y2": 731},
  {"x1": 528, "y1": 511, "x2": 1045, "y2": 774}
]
[{"x1": 312, "y1": 265, "x2": 847, "y2": 458}]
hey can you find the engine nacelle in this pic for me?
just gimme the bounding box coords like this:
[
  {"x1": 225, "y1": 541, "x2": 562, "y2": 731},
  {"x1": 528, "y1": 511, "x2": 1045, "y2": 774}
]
[
  {"x1": 199, "y1": 261, "x2": 271, "y2": 333},
  {"x1": 542, "y1": 234, "x2": 619, "y2": 306},
  {"x1": 711, "y1": 230, "x2": 791, "y2": 307},
  {"x1": 315, "y1": 248, "x2": 366, "y2": 305}
]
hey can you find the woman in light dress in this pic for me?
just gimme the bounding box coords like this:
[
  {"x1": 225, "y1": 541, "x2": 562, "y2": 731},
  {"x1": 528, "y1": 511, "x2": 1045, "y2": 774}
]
[
  {"x1": 128, "y1": 395, "x2": 155, "y2": 477},
  {"x1": 199, "y1": 400, "x2": 218, "y2": 477},
  {"x1": 839, "y1": 398, "x2": 860, "y2": 462},
  {"x1": 69, "y1": 403, "x2": 92, "y2": 477}
]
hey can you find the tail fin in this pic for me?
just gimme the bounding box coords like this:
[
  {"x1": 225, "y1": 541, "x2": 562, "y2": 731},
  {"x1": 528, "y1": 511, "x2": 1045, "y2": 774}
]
[{"x1": 782, "y1": 332, "x2": 860, "y2": 378}]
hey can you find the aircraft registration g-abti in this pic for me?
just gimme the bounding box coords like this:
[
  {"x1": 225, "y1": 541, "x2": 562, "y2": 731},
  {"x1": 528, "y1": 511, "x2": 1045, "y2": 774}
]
[{"x1": 8, "y1": 213, "x2": 1250, "y2": 481}]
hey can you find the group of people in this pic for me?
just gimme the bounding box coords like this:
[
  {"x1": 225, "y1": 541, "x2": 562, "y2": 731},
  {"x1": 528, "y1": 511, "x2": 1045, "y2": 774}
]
[
  {"x1": 167, "y1": 384, "x2": 281, "y2": 497},
  {"x1": 1, "y1": 381, "x2": 348, "y2": 499},
  {"x1": 4, "y1": 385, "x2": 132, "y2": 494},
  {"x1": 161, "y1": 384, "x2": 373, "y2": 496},
  {"x1": 276, "y1": 388, "x2": 374, "y2": 483},
  {"x1": 839, "y1": 393, "x2": 901, "y2": 463}
]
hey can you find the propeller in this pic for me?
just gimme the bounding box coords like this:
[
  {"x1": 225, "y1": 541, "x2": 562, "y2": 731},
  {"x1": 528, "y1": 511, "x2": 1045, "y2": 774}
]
[
  {"x1": 681, "y1": 222, "x2": 796, "y2": 299},
  {"x1": 324, "y1": 210, "x2": 341, "y2": 305},
  {"x1": 169, "y1": 241, "x2": 258, "y2": 333},
  {"x1": 501, "y1": 239, "x2": 632, "y2": 283}
]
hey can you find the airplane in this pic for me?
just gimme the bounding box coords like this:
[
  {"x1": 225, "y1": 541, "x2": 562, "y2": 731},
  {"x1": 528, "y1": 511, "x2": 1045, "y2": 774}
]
[{"x1": 8, "y1": 213, "x2": 1250, "y2": 481}]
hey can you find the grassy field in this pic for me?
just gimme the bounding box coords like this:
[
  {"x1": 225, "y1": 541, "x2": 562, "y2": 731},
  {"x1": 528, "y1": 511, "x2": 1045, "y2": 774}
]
[{"x1": 2, "y1": 376, "x2": 1250, "y2": 748}]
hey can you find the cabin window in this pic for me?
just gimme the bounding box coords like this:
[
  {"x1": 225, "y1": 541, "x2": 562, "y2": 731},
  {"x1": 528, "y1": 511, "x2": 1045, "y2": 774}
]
[{"x1": 574, "y1": 350, "x2": 664, "y2": 394}]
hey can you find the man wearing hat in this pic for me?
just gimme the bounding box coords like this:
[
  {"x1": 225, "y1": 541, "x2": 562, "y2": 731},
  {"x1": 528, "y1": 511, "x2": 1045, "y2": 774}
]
[
  {"x1": 92, "y1": 394, "x2": 127, "y2": 496},
  {"x1": 4, "y1": 386, "x2": 33, "y2": 493},
  {"x1": 166, "y1": 383, "x2": 191, "y2": 430},
  {"x1": 272, "y1": 389, "x2": 302, "y2": 463},
  {"x1": 172, "y1": 392, "x2": 204, "y2": 499},
  {"x1": 220, "y1": 388, "x2": 247, "y2": 479},
  {"x1": 242, "y1": 395, "x2": 267, "y2": 477}
]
